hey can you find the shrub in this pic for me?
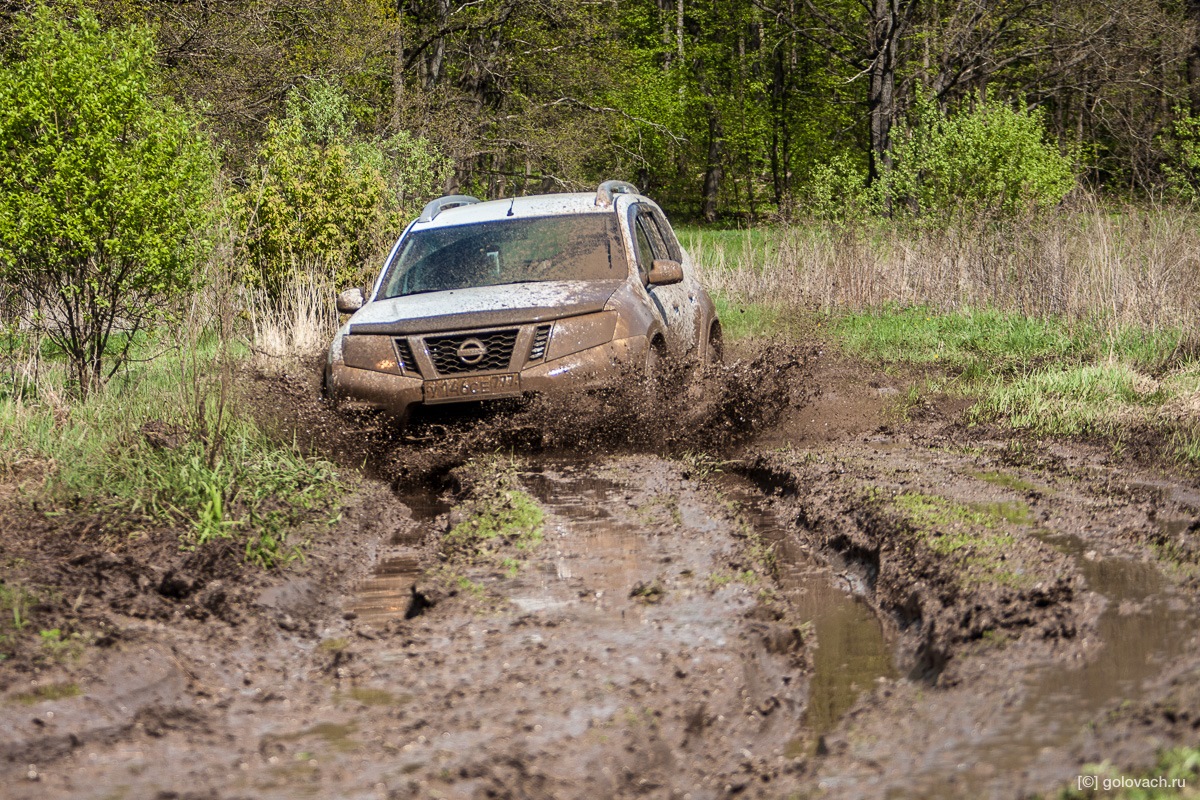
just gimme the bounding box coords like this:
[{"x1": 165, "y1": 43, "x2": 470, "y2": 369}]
[
  {"x1": 1161, "y1": 107, "x2": 1200, "y2": 202},
  {"x1": 808, "y1": 91, "x2": 1077, "y2": 221},
  {"x1": 240, "y1": 80, "x2": 450, "y2": 296},
  {"x1": 0, "y1": 3, "x2": 218, "y2": 396}
]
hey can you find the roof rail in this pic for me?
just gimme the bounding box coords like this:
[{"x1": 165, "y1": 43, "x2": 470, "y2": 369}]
[
  {"x1": 594, "y1": 180, "x2": 640, "y2": 208},
  {"x1": 418, "y1": 194, "x2": 481, "y2": 223}
]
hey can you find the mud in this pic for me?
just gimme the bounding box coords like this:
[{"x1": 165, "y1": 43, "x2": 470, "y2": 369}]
[{"x1": 2, "y1": 347, "x2": 1200, "y2": 799}]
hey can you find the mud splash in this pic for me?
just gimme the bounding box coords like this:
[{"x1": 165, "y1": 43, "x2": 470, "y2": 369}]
[{"x1": 365, "y1": 342, "x2": 816, "y2": 487}]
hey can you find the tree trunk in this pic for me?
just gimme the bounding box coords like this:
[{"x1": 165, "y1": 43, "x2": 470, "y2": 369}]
[
  {"x1": 867, "y1": 0, "x2": 899, "y2": 184},
  {"x1": 1189, "y1": 0, "x2": 1200, "y2": 115},
  {"x1": 390, "y1": 16, "x2": 405, "y2": 130},
  {"x1": 702, "y1": 105, "x2": 724, "y2": 222}
]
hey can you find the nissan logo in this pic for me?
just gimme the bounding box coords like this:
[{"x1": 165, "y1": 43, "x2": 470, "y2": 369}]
[{"x1": 456, "y1": 338, "x2": 487, "y2": 364}]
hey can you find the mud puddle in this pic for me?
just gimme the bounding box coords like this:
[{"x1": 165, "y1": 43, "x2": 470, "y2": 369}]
[
  {"x1": 716, "y1": 475, "x2": 896, "y2": 740},
  {"x1": 831, "y1": 530, "x2": 1199, "y2": 799},
  {"x1": 520, "y1": 462, "x2": 896, "y2": 739},
  {"x1": 348, "y1": 486, "x2": 447, "y2": 624},
  {"x1": 936, "y1": 534, "x2": 1195, "y2": 795}
]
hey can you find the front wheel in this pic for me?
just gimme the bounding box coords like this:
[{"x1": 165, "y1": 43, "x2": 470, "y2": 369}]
[{"x1": 705, "y1": 322, "x2": 724, "y2": 367}]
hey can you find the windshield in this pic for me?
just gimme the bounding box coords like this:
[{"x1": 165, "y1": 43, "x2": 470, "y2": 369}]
[{"x1": 380, "y1": 214, "x2": 626, "y2": 299}]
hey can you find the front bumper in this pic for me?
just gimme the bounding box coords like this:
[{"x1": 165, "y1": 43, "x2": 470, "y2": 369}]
[{"x1": 328, "y1": 335, "x2": 649, "y2": 417}]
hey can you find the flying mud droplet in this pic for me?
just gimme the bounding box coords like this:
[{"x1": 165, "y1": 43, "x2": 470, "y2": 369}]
[{"x1": 366, "y1": 341, "x2": 818, "y2": 485}]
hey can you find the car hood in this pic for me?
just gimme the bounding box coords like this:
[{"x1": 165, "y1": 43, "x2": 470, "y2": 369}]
[{"x1": 347, "y1": 280, "x2": 624, "y2": 335}]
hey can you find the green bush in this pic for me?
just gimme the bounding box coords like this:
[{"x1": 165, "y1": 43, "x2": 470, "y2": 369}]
[
  {"x1": 0, "y1": 3, "x2": 218, "y2": 395},
  {"x1": 1161, "y1": 108, "x2": 1200, "y2": 202},
  {"x1": 808, "y1": 92, "x2": 1077, "y2": 221},
  {"x1": 240, "y1": 80, "x2": 450, "y2": 295},
  {"x1": 0, "y1": 346, "x2": 341, "y2": 569}
]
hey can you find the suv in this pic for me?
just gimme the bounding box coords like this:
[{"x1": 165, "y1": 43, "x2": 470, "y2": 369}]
[{"x1": 324, "y1": 181, "x2": 721, "y2": 423}]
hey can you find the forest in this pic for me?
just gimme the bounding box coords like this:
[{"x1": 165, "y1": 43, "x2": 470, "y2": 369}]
[{"x1": 5, "y1": 0, "x2": 1200, "y2": 222}]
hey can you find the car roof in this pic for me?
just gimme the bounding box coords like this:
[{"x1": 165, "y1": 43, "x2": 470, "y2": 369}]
[{"x1": 411, "y1": 192, "x2": 631, "y2": 231}]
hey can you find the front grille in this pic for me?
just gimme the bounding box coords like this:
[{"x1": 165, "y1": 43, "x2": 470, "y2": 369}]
[
  {"x1": 425, "y1": 329, "x2": 518, "y2": 375},
  {"x1": 394, "y1": 338, "x2": 419, "y2": 374},
  {"x1": 528, "y1": 324, "x2": 552, "y2": 361}
]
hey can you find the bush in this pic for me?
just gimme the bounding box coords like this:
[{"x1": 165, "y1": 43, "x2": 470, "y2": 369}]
[
  {"x1": 0, "y1": 3, "x2": 218, "y2": 396},
  {"x1": 1161, "y1": 108, "x2": 1200, "y2": 202},
  {"x1": 808, "y1": 92, "x2": 1077, "y2": 221},
  {"x1": 240, "y1": 80, "x2": 450, "y2": 295}
]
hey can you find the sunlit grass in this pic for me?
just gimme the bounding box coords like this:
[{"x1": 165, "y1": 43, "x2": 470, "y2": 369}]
[{"x1": 0, "y1": 334, "x2": 341, "y2": 567}]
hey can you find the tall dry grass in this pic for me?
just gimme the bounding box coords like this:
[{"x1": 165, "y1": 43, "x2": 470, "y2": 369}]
[
  {"x1": 246, "y1": 271, "x2": 341, "y2": 362},
  {"x1": 697, "y1": 201, "x2": 1200, "y2": 344}
]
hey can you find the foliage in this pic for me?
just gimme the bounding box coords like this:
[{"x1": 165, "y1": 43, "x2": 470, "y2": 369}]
[
  {"x1": 0, "y1": 3, "x2": 217, "y2": 396},
  {"x1": 1161, "y1": 108, "x2": 1200, "y2": 202},
  {"x1": 0, "y1": 335, "x2": 342, "y2": 569},
  {"x1": 240, "y1": 79, "x2": 450, "y2": 295},
  {"x1": 888, "y1": 92, "x2": 1077, "y2": 218},
  {"x1": 810, "y1": 93, "x2": 1077, "y2": 220}
]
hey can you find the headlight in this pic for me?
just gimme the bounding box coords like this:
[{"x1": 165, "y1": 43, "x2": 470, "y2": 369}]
[
  {"x1": 545, "y1": 311, "x2": 618, "y2": 361},
  {"x1": 341, "y1": 335, "x2": 401, "y2": 374}
]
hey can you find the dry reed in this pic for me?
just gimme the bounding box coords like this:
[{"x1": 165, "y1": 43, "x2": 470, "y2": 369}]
[{"x1": 699, "y1": 202, "x2": 1200, "y2": 342}]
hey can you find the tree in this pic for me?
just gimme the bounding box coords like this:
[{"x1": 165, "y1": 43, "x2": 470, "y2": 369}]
[
  {"x1": 0, "y1": 3, "x2": 217, "y2": 396},
  {"x1": 240, "y1": 79, "x2": 450, "y2": 295}
]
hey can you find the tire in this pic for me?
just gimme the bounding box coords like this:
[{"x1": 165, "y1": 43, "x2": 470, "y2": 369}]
[
  {"x1": 705, "y1": 322, "x2": 724, "y2": 366},
  {"x1": 642, "y1": 339, "x2": 667, "y2": 403}
]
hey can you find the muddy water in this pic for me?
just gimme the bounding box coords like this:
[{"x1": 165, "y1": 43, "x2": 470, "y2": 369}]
[
  {"x1": 717, "y1": 476, "x2": 897, "y2": 738},
  {"x1": 348, "y1": 487, "x2": 448, "y2": 624},
  {"x1": 522, "y1": 463, "x2": 896, "y2": 739},
  {"x1": 893, "y1": 532, "x2": 1197, "y2": 798},
  {"x1": 351, "y1": 459, "x2": 898, "y2": 740}
]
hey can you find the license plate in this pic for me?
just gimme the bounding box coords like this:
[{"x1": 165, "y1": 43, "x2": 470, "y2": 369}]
[{"x1": 424, "y1": 374, "x2": 521, "y2": 403}]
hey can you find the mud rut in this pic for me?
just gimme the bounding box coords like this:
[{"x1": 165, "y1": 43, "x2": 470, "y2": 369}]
[{"x1": 3, "y1": 353, "x2": 1200, "y2": 800}]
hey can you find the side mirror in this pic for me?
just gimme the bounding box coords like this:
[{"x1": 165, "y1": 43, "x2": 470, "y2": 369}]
[
  {"x1": 647, "y1": 259, "x2": 684, "y2": 286},
  {"x1": 336, "y1": 287, "x2": 366, "y2": 314}
]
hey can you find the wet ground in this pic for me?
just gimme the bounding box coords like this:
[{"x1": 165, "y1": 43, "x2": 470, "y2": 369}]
[{"x1": 1, "y1": 347, "x2": 1199, "y2": 799}]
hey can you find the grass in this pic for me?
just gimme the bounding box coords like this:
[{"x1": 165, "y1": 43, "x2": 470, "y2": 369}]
[
  {"x1": 971, "y1": 470, "x2": 1039, "y2": 494},
  {"x1": 1054, "y1": 747, "x2": 1200, "y2": 798},
  {"x1": 442, "y1": 457, "x2": 544, "y2": 562},
  {"x1": 683, "y1": 207, "x2": 1200, "y2": 463},
  {"x1": 891, "y1": 490, "x2": 1036, "y2": 587},
  {"x1": 10, "y1": 682, "x2": 82, "y2": 705},
  {"x1": 0, "y1": 330, "x2": 342, "y2": 568}
]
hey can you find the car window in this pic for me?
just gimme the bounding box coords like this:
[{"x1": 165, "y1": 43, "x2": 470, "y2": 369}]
[
  {"x1": 630, "y1": 208, "x2": 654, "y2": 282},
  {"x1": 645, "y1": 208, "x2": 682, "y2": 262},
  {"x1": 380, "y1": 214, "x2": 626, "y2": 298}
]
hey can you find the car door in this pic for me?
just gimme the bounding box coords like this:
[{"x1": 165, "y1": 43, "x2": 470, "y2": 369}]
[{"x1": 628, "y1": 203, "x2": 696, "y2": 350}]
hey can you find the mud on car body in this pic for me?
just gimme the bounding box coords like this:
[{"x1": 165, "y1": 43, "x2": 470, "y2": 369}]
[{"x1": 324, "y1": 181, "x2": 721, "y2": 423}]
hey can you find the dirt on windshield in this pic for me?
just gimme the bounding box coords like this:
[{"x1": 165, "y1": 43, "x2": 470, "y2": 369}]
[{"x1": 2, "y1": 342, "x2": 1199, "y2": 800}]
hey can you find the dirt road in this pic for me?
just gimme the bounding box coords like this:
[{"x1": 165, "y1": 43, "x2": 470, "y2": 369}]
[{"x1": 2, "y1": 350, "x2": 1198, "y2": 799}]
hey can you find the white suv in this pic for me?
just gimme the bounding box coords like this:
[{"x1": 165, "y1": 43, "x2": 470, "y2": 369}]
[{"x1": 324, "y1": 181, "x2": 721, "y2": 422}]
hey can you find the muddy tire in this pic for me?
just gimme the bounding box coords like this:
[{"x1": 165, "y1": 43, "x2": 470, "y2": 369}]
[
  {"x1": 705, "y1": 322, "x2": 724, "y2": 367},
  {"x1": 643, "y1": 339, "x2": 668, "y2": 403}
]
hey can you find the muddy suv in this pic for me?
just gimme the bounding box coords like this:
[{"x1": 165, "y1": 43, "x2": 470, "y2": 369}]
[{"x1": 324, "y1": 180, "x2": 720, "y2": 423}]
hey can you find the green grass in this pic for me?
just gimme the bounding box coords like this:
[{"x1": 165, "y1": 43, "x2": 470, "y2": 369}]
[
  {"x1": 677, "y1": 226, "x2": 778, "y2": 270},
  {"x1": 968, "y1": 363, "x2": 1164, "y2": 437},
  {"x1": 711, "y1": 294, "x2": 795, "y2": 341},
  {"x1": 832, "y1": 306, "x2": 1185, "y2": 374},
  {"x1": 0, "y1": 337, "x2": 341, "y2": 568},
  {"x1": 443, "y1": 458, "x2": 544, "y2": 561},
  {"x1": 823, "y1": 305, "x2": 1200, "y2": 464},
  {"x1": 971, "y1": 470, "x2": 1039, "y2": 494},
  {"x1": 891, "y1": 491, "x2": 1036, "y2": 587},
  {"x1": 10, "y1": 682, "x2": 82, "y2": 705},
  {"x1": 1054, "y1": 747, "x2": 1200, "y2": 798}
]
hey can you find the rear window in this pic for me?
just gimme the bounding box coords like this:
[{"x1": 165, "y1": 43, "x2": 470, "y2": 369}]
[{"x1": 380, "y1": 214, "x2": 626, "y2": 299}]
